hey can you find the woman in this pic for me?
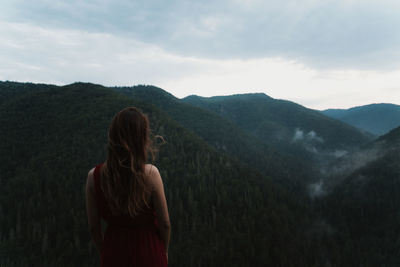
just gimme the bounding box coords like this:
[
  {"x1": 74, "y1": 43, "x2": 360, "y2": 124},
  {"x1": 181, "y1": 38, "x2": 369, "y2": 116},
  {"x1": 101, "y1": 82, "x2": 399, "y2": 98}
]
[{"x1": 86, "y1": 107, "x2": 170, "y2": 266}]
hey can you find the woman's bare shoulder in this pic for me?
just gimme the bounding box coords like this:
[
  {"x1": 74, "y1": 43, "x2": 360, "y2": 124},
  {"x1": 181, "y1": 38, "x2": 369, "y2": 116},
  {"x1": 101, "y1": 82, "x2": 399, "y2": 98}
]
[
  {"x1": 88, "y1": 168, "x2": 95, "y2": 176},
  {"x1": 144, "y1": 164, "x2": 162, "y2": 187},
  {"x1": 145, "y1": 164, "x2": 160, "y2": 178},
  {"x1": 86, "y1": 168, "x2": 95, "y2": 191}
]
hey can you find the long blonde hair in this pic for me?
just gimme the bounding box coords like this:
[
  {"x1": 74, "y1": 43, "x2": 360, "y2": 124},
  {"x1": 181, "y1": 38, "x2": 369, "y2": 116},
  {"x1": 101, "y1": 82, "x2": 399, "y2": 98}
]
[{"x1": 101, "y1": 107, "x2": 153, "y2": 217}]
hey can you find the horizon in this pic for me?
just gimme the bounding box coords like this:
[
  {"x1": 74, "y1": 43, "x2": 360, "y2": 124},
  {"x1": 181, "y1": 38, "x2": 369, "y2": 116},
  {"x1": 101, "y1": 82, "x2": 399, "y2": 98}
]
[
  {"x1": 1, "y1": 0, "x2": 400, "y2": 109},
  {"x1": 2, "y1": 79, "x2": 398, "y2": 111}
]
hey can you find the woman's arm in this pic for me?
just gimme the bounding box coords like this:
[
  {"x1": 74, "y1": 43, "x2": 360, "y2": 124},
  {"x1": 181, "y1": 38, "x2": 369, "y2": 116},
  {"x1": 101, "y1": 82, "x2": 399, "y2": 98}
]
[
  {"x1": 147, "y1": 165, "x2": 171, "y2": 255},
  {"x1": 85, "y1": 169, "x2": 104, "y2": 253}
]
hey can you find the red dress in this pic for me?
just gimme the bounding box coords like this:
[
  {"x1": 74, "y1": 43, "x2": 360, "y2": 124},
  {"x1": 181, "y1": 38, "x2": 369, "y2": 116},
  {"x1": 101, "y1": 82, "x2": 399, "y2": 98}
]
[{"x1": 93, "y1": 164, "x2": 168, "y2": 267}]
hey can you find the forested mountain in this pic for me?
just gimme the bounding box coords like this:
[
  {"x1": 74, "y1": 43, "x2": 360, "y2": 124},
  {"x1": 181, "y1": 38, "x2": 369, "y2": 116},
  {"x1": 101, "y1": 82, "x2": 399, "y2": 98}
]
[
  {"x1": 0, "y1": 81, "x2": 333, "y2": 266},
  {"x1": 322, "y1": 103, "x2": 400, "y2": 136},
  {"x1": 1, "y1": 81, "x2": 399, "y2": 267},
  {"x1": 113, "y1": 86, "x2": 315, "y2": 194},
  {"x1": 183, "y1": 94, "x2": 372, "y2": 155},
  {"x1": 320, "y1": 126, "x2": 400, "y2": 266},
  {"x1": 319, "y1": 123, "x2": 400, "y2": 191},
  {"x1": 182, "y1": 93, "x2": 374, "y2": 189}
]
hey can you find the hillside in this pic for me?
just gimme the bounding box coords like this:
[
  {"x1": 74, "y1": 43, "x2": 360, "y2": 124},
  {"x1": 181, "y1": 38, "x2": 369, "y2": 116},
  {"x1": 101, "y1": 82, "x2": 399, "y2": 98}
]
[
  {"x1": 114, "y1": 86, "x2": 316, "y2": 194},
  {"x1": 1, "y1": 81, "x2": 399, "y2": 266},
  {"x1": 322, "y1": 103, "x2": 400, "y2": 135},
  {"x1": 0, "y1": 81, "x2": 330, "y2": 267},
  {"x1": 183, "y1": 93, "x2": 373, "y2": 180},
  {"x1": 320, "y1": 124, "x2": 400, "y2": 189},
  {"x1": 183, "y1": 94, "x2": 372, "y2": 152},
  {"x1": 320, "y1": 126, "x2": 400, "y2": 266}
]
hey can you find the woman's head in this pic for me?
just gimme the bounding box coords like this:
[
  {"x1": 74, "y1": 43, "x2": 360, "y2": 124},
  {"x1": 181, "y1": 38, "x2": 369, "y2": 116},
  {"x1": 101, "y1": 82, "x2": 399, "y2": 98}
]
[
  {"x1": 108, "y1": 107, "x2": 150, "y2": 168},
  {"x1": 101, "y1": 107, "x2": 153, "y2": 217}
]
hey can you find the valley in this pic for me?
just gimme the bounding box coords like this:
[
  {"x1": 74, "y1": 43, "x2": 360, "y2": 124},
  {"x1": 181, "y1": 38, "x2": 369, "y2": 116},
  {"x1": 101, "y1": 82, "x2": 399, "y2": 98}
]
[{"x1": 1, "y1": 81, "x2": 399, "y2": 266}]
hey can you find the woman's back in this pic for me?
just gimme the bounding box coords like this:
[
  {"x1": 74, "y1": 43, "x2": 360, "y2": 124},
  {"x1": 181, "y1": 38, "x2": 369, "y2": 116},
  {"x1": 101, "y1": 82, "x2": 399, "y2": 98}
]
[
  {"x1": 86, "y1": 107, "x2": 170, "y2": 266},
  {"x1": 93, "y1": 163, "x2": 168, "y2": 267}
]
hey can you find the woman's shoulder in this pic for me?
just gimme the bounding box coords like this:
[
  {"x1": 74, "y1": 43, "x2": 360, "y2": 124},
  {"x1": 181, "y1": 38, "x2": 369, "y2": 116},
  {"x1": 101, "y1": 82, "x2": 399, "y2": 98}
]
[
  {"x1": 144, "y1": 164, "x2": 163, "y2": 188},
  {"x1": 144, "y1": 164, "x2": 160, "y2": 178},
  {"x1": 86, "y1": 164, "x2": 103, "y2": 190},
  {"x1": 86, "y1": 167, "x2": 96, "y2": 193},
  {"x1": 88, "y1": 167, "x2": 95, "y2": 177}
]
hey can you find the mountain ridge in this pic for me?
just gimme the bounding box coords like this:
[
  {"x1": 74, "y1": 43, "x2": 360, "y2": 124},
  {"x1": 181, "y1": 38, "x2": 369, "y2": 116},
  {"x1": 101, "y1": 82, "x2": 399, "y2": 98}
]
[
  {"x1": 321, "y1": 103, "x2": 400, "y2": 135},
  {"x1": 1, "y1": 81, "x2": 400, "y2": 266},
  {"x1": 114, "y1": 85, "x2": 317, "y2": 193},
  {"x1": 0, "y1": 81, "x2": 319, "y2": 266},
  {"x1": 182, "y1": 92, "x2": 373, "y2": 163}
]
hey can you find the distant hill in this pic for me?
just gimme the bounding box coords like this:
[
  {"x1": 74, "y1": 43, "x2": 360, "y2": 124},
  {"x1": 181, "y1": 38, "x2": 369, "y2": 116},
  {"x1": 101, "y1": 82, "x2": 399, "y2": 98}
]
[
  {"x1": 321, "y1": 103, "x2": 400, "y2": 136},
  {"x1": 114, "y1": 86, "x2": 316, "y2": 193},
  {"x1": 183, "y1": 93, "x2": 373, "y2": 162}
]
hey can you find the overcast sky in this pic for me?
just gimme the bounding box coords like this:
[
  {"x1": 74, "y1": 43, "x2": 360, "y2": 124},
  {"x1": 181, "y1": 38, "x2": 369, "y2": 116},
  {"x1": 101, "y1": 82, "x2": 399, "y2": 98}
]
[{"x1": 1, "y1": 0, "x2": 399, "y2": 109}]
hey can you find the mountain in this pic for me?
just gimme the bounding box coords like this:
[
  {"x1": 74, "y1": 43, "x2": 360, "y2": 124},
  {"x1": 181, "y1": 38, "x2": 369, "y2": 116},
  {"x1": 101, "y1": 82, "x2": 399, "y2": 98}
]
[
  {"x1": 113, "y1": 86, "x2": 316, "y2": 194},
  {"x1": 322, "y1": 103, "x2": 400, "y2": 136},
  {"x1": 320, "y1": 126, "x2": 400, "y2": 266},
  {"x1": 2, "y1": 81, "x2": 397, "y2": 266},
  {"x1": 182, "y1": 93, "x2": 373, "y2": 179},
  {"x1": 0, "y1": 81, "x2": 332, "y2": 267}
]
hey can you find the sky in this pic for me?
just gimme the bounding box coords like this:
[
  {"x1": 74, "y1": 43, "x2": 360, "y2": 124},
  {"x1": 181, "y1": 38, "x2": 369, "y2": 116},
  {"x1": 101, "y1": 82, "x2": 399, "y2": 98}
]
[{"x1": 1, "y1": 0, "x2": 400, "y2": 109}]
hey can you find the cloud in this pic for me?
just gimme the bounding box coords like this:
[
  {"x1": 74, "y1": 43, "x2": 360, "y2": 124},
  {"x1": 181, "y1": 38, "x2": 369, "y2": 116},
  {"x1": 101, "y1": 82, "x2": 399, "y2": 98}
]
[
  {"x1": 2, "y1": 0, "x2": 400, "y2": 70},
  {"x1": 0, "y1": 21, "x2": 212, "y2": 86},
  {"x1": 292, "y1": 128, "x2": 324, "y2": 143},
  {"x1": 1, "y1": 20, "x2": 400, "y2": 110},
  {"x1": 293, "y1": 128, "x2": 305, "y2": 142},
  {"x1": 309, "y1": 180, "x2": 326, "y2": 198},
  {"x1": 331, "y1": 150, "x2": 348, "y2": 158},
  {"x1": 291, "y1": 128, "x2": 325, "y2": 154}
]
